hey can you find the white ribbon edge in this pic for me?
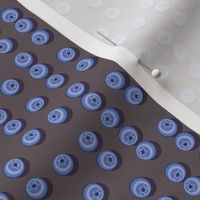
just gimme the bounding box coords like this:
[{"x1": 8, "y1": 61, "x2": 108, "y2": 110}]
[{"x1": 17, "y1": 0, "x2": 200, "y2": 134}]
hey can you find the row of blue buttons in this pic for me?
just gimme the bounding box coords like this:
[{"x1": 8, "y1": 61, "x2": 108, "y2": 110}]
[
  {"x1": 1, "y1": 109, "x2": 198, "y2": 197},
  {"x1": 0, "y1": 106, "x2": 70, "y2": 133},
  {"x1": 129, "y1": 118, "x2": 199, "y2": 198},
  {"x1": 13, "y1": 50, "x2": 97, "y2": 69},
  {"x1": 106, "y1": 71, "x2": 144, "y2": 105},
  {"x1": 158, "y1": 118, "x2": 196, "y2": 151},
  {"x1": 164, "y1": 163, "x2": 200, "y2": 196},
  {"x1": 0, "y1": 37, "x2": 50, "y2": 54},
  {"x1": 0, "y1": 108, "x2": 24, "y2": 136},
  {"x1": 1, "y1": 108, "x2": 198, "y2": 198},
  {"x1": 5, "y1": 157, "x2": 197, "y2": 199},
  {"x1": 0, "y1": 81, "x2": 144, "y2": 128},
  {"x1": 0, "y1": 8, "x2": 50, "y2": 46},
  {"x1": 78, "y1": 128, "x2": 198, "y2": 198},
  {"x1": 0, "y1": 175, "x2": 199, "y2": 199},
  {"x1": 129, "y1": 175, "x2": 200, "y2": 198},
  {"x1": 78, "y1": 129, "x2": 198, "y2": 182},
  {"x1": 157, "y1": 119, "x2": 199, "y2": 197},
  {"x1": 80, "y1": 71, "x2": 144, "y2": 129},
  {"x1": 118, "y1": 118, "x2": 198, "y2": 198}
]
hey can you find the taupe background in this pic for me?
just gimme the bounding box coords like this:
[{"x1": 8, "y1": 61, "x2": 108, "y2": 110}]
[{"x1": 0, "y1": 1, "x2": 200, "y2": 199}]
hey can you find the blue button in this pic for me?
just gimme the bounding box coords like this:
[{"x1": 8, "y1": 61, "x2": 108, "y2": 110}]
[
  {"x1": 78, "y1": 131, "x2": 98, "y2": 152},
  {"x1": 15, "y1": 18, "x2": 33, "y2": 33},
  {"x1": 0, "y1": 109, "x2": 8, "y2": 125},
  {"x1": 76, "y1": 58, "x2": 95, "y2": 72},
  {"x1": 53, "y1": 154, "x2": 74, "y2": 176},
  {"x1": 14, "y1": 52, "x2": 33, "y2": 68},
  {"x1": 46, "y1": 74, "x2": 65, "y2": 89},
  {"x1": 66, "y1": 82, "x2": 85, "y2": 98},
  {"x1": 26, "y1": 177, "x2": 48, "y2": 199},
  {"x1": 100, "y1": 108, "x2": 120, "y2": 128},
  {"x1": 158, "y1": 118, "x2": 177, "y2": 137},
  {"x1": 0, "y1": 193, "x2": 9, "y2": 200},
  {"x1": 3, "y1": 119, "x2": 22, "y2": 136},
  {"x1": 0, "y1": 79, "x2": 20, "y2": 96},
  {"x1": 184, "y1": 177, "x2": 200, "y2": 197},
  {"x1": 1, "y1": 8, "x2": 19, "y2": 23},
  {"x1": 158, "y1": 197, "x2": 174, "y2": 200},
  {"x1": 3, "y1": 158, "x2": 25, "y2": 178},
  {"x1": 165, "y1": 162, "x2": 186, "y2": 183},
  {"x1": 136, "y1": 141, "x2": 156, "y2": 160},
  {"x1": 124, "y1": 85, "x2": 143, "y2": 105},
  {"x1": 83, "y1": 183, "x2": 105, "y2": 200},
  {"x1": 56, "y1": 47, "x2": 76, "y2": 62},
  {"x1": 29, "y1": 64, "x2": 49, "y2": 80},
  {"x1": 21, "y1": 129, "x2": 42, "y2": 147},
  {"x1": 97, "y1": 150, "x2": 118, "y2": 171},
  {"x1": 31, "y1": 29, "x2": 49, "y2": 45},
  {"x1": 175, "y1": 132, "x2": 195, "y2": 151},
  {"x1": 130, "y1": 177, "x2": 152, "y2": 198},
  {"x1": 81, "y1": 92, "x2": 102, "y2": 111},
  {"x1": 0, "y1": 38, "x2": 13, "y2": 54},
  {"x1": 47, "y1": 107, "x2": 68, "y2": 124},
  {"x1": 25, "y1": 97, "x2": 45, "y2": 112},
  {"x1": 118, "y1": 126, "x2": 138, "y2": 146},
  {"x1": 106, "y1": 71, "x2": 125, "y2": 89}
]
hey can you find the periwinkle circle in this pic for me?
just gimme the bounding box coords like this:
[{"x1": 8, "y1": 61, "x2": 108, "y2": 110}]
[
  {"x1": 53, "y1": 154, "x2": 74, "y2": 175},
  {"x1": 83, "y1": 183, "x2": 105, "y2": 200},
  {"x1": 3, "y1": 158, "x2": 25, "y2": 178},
  {"x1": 21, "y1": 129, "x2": 42, "y2": 147},
  {"x1": 78, "y1": 131, "x2": 98, "y2": 152},
  {"x1": 26, "y1": 177, "x2": 48, "y2": 199}
]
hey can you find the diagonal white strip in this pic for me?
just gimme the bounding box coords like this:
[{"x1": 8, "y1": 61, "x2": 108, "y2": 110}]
[{"x1": 18, "y1": 0, "x2": 200, "y2": 134}]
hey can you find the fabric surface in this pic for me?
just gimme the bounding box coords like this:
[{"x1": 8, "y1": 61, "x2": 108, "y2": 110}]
[
  {"x1": 1, "y1": 1, "x2": 200, "y2": 200},
  {"x1": 41, "y1": 0, "x2": 200, "y2": 119}
]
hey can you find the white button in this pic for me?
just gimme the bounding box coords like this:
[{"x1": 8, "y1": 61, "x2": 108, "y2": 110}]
[
  {"x1": 131, "y1": 18, "x2": 146, "y2": 29},
  {"x1": 55, "y1": 1, "x2": 71, "y2": 14},
  {"x1": 173, "y1": 45, "x2": 188, "y2": 61},
  {"x1": 155, "y1": 0, "x2": 170, "y2": 12},
  {"x1": 139, "y1": 0, "x2": 155, "y2": 9},
  {"x1": 156, "y1": 31, "x2": 173, "y2": 46},
  {"x1": 152, "y1": 69, "x2": 161, "y2": 78},
  {"x1": 88, "y1": 0, "x2": 103, "y2": 8},
  {"x1": 180, "y1": 88, "x2": 196, "y2": 104},
  {"x1": 105, "y1": 8, "x2": 120, "y2": 20},
  {"x1": 172, "y1": 11, "x2": 187, "y2": 26},
  {"x1": 190, "y1": 64, "x2": 200, "y2": 79}
]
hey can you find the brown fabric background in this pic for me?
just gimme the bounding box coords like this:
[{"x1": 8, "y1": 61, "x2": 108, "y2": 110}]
[{"x1": 0, "y1": 1, "x2": 200, "y2": 199}]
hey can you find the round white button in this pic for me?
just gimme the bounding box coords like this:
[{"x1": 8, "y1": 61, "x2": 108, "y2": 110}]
[{"x1": 152, "y1": 69, "x2": 161, "y2": 78}]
